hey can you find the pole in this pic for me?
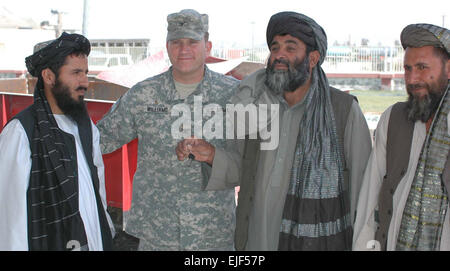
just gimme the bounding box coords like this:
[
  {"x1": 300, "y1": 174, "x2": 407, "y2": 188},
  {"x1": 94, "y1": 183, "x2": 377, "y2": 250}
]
[
  {"x1": 251, "y1": 21, "x2": 255, "y2": 62},
  {"x1": 1, "y1": 95, "x2": 7, "y2": 129},
  {"x1": 82, "y1": 0, "x2": 89, "y2": 37},
  {"x1": 57, "y1": 12, "x2": 62, "y2": 37},
  {"x1": 50, "y1": 10, "x2": 62, "y2": 38}
]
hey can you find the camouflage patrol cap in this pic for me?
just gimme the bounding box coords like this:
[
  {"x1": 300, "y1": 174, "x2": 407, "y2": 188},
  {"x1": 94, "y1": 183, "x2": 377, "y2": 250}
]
[{"x1": 167, "y1": 9, "x2": 208, "y2": 41}]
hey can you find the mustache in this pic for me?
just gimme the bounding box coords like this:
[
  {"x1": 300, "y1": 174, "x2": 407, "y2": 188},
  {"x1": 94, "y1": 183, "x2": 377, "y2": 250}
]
[
  {"x1": 271, "y1": 58, "x2": 290, "y2": 67},
  {"x1": 76, "y1": 86, "x2": 88, "y2": 92},
  {"x1": 406, "y1": 83, "x2": 427, "y2": 92}
]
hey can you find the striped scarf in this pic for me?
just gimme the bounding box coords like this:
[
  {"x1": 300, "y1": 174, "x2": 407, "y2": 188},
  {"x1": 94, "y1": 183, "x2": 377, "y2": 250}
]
[
  {"x1": 27, "y1": 81, "x2": 89, "y2": 250},
  {"x1": 397, "y1": 84, "x2": 450, "y2": 250},
  {"x1": 275, "y1": 12, "x2": 352, "y2": 251},
  {"x1": 278, "y1": 67, "x2": 352, "y2": 250}
]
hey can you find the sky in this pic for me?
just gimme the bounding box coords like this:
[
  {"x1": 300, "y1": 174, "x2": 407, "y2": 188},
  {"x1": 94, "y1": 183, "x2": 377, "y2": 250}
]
[{"x1": 1, "y1": 0, "x2": 449, "y2": 48}]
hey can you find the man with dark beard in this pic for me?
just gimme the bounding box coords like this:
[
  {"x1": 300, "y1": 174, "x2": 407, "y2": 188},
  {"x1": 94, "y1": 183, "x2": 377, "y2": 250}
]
[
  {"x1": 52, "y1": 76, "x2": 89, "y2": 122},
  {"x1": 264, "y1": 49, "x2": 311, "y2": 95},
  {"x1": 176, "y1": 11, "x2": 371, "y2": 250},
  {"x1": 353, "y1": 23, "x2": 450, "y2": 251},
  {"x1": 0, "y1": 33, "x2": 114, "y2": 250}
]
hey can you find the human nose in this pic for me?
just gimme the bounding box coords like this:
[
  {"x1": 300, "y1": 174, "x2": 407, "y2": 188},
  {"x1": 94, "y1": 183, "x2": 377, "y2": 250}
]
[
  {"x1": 272, "y1": 46, "x2": 289, "y2": 59},
  {"x1": 179, "y1": 41, "x2": 192, "y2": 53},
  {"x1": 80, "y1": 73, "x2": 89, "y2": 88},
  {"x1": 270, "y1": 52, "x2": 289, "y2": 68},
  {"x1": 405, "y1": 68, "x2": 419, "y2": 85}
]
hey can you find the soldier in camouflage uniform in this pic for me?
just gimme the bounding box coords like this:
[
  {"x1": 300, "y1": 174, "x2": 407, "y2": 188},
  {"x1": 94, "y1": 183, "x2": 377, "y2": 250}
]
[{"x1": 96, "y1": 9, "x2": 238, "y2": 250}]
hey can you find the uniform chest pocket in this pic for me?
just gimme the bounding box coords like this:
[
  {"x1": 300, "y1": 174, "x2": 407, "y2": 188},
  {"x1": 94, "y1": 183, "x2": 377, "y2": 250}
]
[
  {"x1": 135, "y1": 104, "x2": 177, "y2": 145},
  {"x1": 146, "y1": 104, "x2": 170, "y2": 114},
  {"x1": 136, "y1": 104, "x2": 172, "y2": 128}
]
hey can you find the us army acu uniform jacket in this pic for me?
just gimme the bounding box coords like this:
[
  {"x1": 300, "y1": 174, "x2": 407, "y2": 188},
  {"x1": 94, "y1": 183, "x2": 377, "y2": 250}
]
[{"x1": 97, "y1": 66, "x2": 238, "y2": 250}]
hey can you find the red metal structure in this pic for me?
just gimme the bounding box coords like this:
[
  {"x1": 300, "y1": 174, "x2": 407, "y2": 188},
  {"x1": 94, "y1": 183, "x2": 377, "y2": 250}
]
[
  {"x1": 0, "y1": 92, "x2": 137, "y2": 211},
  {"x1": 0, "y1": 56, "x2": 255, "y2": 213}
]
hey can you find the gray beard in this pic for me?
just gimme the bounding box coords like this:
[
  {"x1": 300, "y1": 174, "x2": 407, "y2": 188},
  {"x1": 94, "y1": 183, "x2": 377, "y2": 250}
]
[
  {"x1": 406, "y1": 92, "x2": 442, "y2": 123},
  {"x1": 264, "y1": 56, "x2": 310, "y2": 96},
  {"x1": 406, "y1": 77, "x2": 448, "y2": 122}
]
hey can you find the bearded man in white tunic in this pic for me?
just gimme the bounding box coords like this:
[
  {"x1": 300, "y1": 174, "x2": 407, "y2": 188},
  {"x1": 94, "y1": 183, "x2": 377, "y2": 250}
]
[
  {"x1": 0, "y1": 33, "x2": 114, "y2": 251},
  {"x1": 353, "y1": 23, "x2": 450, "y2": 251}
]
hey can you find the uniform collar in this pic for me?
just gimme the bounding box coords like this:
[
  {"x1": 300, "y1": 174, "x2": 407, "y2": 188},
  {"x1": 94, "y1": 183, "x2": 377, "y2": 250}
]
[{"x1": 166, "y1": 65, "x2": 213, "y2": 103}]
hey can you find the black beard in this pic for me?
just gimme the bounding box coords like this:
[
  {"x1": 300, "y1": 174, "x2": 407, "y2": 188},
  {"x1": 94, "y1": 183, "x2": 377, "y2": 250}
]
[
  {"x1": 52, "y1": 79, "x2": 88, "y2": 122},
  {"x1": 264, "y1": 55, "x2": 310, "y2": 96}
]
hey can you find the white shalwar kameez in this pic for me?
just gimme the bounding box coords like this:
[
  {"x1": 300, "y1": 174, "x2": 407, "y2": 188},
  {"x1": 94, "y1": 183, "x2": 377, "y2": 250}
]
[
  {"x1": 353, "y1": 105, "x2": 450, "y2": 251},
  {"x1": 0, "y1": 115, "x2": 114, "y2": 251}
]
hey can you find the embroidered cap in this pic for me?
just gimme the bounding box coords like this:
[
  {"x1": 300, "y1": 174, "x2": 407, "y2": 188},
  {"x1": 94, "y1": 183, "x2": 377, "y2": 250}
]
[
  {"x1": 401, "y1": 23, "x2": 449, "y2": 54},
  {"x1": 25, "y1": 32, "x2": 91, "y2": 77}
]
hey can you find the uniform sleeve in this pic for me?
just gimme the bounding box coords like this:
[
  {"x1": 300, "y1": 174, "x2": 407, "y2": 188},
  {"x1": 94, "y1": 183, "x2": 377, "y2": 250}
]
[
  {"x1": 0, "y1": 119, "x2": 31, "y2": 250},
  {"x1": 344, "y1": 100, "x2": 372, "y2": 225},
  {"x1": 352, "y1": 106, "x2": 392, "y2": 251},
  {"x1": 96, "y1": 89, "x2": 138, "y2": 154},
  {"x1": 91, "y1": 122, "x2": 116, "y2": 237}
]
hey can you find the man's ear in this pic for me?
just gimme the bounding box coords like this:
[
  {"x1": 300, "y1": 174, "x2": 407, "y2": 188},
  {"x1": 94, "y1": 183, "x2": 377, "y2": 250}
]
[
  {"x1": 205, "y1": 41, "x2": 212, "y2": 56},
  {"x1": 308, "y1": 50, "x2": 320, "y2": 71},
  {"x1": 41, "y1": 68, "x2": 56, "y2": 86}
]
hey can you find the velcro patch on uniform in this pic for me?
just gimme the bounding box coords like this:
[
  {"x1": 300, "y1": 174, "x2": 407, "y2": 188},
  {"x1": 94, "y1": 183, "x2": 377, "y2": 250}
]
[{"x1": 147, "y1": 105, "x2": 169, "y2": 113}]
